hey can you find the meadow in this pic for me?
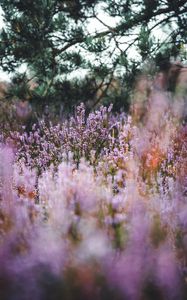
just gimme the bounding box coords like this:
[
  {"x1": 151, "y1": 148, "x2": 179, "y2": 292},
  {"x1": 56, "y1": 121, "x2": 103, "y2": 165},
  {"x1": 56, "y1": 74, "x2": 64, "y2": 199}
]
[{"x1": 0, "y1": 93, "x2": 186, "y2": 299}]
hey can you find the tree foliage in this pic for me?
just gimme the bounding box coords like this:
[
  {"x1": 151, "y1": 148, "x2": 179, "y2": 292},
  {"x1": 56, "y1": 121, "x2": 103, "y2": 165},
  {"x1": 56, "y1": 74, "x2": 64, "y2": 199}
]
[{"x1": 0, "y1": 0, "x2": 187, "y2": 112}]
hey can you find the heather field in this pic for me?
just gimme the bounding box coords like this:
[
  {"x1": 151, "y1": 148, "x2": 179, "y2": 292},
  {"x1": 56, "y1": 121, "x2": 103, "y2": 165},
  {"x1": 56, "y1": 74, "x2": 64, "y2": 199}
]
[
  {"x1": 0, "y1": 95, "x2": 187, "y2": 300},
  {"x1": 1, "y1": 1, "x2": 187, "y2": 299}
]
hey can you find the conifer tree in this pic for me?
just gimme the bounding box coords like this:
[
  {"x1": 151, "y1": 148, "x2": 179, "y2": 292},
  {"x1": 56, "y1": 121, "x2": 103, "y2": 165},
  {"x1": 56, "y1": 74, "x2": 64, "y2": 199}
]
[{"x1": 0, "y1": 0, "x2": 186, "y2": 112}]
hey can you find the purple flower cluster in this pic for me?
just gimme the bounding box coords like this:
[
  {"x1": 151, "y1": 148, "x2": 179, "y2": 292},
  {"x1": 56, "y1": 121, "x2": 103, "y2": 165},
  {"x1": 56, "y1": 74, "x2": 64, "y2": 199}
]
[
  {"x1": 60, "y1": 103, "x2": 114, "y2": 166},
  {"x1": 4, "y1": 103, "x2": 115, "y2": 173}
]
